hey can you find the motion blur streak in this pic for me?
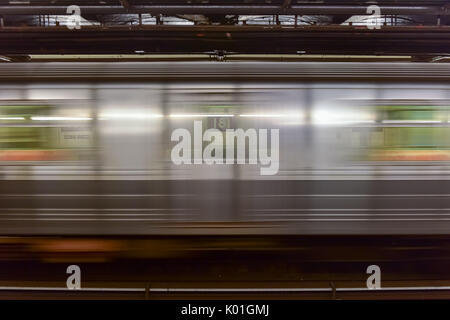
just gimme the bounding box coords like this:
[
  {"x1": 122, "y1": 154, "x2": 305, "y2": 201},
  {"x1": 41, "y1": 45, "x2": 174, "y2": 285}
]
[{"x1": 0, "y1": 62, "x2": 449, "y2": 239}]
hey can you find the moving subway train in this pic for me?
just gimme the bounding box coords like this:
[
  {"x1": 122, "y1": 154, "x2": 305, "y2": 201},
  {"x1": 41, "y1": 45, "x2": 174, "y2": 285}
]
[{"x1": 0, "y1": 62, "x2": 449, "y2": 235}]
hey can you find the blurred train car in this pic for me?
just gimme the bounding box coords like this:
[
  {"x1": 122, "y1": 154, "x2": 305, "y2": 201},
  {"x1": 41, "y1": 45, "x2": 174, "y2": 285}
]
[{"x1": 0, "y1": 62, "x2": 449, "y2": 238}]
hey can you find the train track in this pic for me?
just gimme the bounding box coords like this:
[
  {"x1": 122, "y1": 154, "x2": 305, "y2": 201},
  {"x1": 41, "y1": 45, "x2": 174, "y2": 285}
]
[{"x1": 2, "y1": 284, "x2": 450, "y2": 299}]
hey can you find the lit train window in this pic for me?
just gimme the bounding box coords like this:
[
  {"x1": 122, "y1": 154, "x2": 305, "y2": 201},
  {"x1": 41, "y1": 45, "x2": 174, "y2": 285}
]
[
  {"x1": 0, "y1": 101, "x2": 93, "y2": 162},
  {"x1": 368, "y1": 103, "x2": 450, "y2": 161}
]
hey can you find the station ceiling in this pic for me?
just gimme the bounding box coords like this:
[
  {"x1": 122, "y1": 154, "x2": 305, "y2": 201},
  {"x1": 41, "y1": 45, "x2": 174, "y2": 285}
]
[{"x1": 0, "y1": 1, "x2": 449, "y2": 58}]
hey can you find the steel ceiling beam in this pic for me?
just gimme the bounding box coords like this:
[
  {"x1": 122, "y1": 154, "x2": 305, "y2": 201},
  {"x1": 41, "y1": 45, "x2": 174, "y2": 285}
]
[
  {"x1": 0, "y1": 5, "x2": 447, "y2": 15},
  {"x1": 1, "y1": 25, "x2": 449, "y2": 55}
]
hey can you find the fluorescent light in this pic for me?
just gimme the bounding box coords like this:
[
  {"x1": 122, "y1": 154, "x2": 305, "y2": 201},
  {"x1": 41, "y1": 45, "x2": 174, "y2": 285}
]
[
  {"x1": 343, "y1": 120, "x2": 375, "y2": 124},
  {"x1": 169, "y1": 114, "x2": 234, "y2": 118},
  {"x1": 313, "y1": 119, "x2": 376, "y2": 125},
  {"x1": 312, "y1": 109, "x2": 376, "y2": 125},
  {"x1": 239, "y1": 114, "x2": 301, "y2": 118},
  {"x1": 100, "y1": 113, "x2": 163, "y2": 120},
  {"x1": 31, "y1": 116, "x2": 92, "y2": 121}
]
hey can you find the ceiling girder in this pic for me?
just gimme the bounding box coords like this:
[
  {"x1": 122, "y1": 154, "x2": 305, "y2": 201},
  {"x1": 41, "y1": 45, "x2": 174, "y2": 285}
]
[{"x1": 0, "y1": 5, "x2": 447, "y2": 16}]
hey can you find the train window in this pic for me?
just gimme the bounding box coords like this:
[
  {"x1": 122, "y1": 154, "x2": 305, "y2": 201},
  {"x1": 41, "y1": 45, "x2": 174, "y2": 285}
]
[
  {"x1": 0, "y1": 101, "x2": 94, "y2": 163},
  {"x1": 366, "y1": 102, "x2": 450, "y2": 161},
  {"x1": 0, "y1": 104, "x2": 51, "y2": 150}
]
